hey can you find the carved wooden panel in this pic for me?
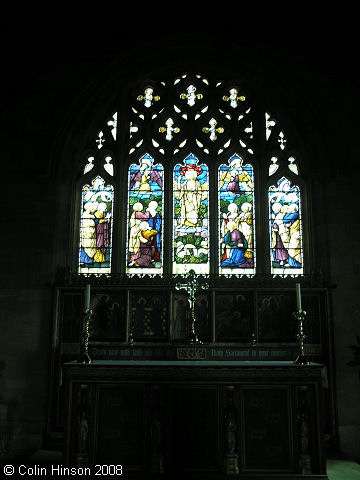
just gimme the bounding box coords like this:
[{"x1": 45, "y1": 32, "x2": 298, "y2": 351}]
[
  {"x1": 91, "y1": 292, "x2": 127, "y2": 340},
  {"x1": 242, "y1": 387, "x2": 292, "y2": 471},
  {"x1": 170, "y1": 387, "x2": 219, "y2": 470},
  {"x1": 258, "y1": 294, "x2": 297, "y2": 342},
  {"x1": 96, "y1": 386, "x2": 145, "y2": 468},
  {"x1": 215, "y1": 293, "x2": 253, "y2": 341},
  {"x1": 130, "y1": 291, "x2": 168, "y2": 341}
]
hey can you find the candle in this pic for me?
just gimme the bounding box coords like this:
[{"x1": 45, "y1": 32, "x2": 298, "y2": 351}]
[
  {"x1": 84, "y1": 284, "x2": 91, "y2": 310},
  {"x1": 296, "y1": 283, "x2": 302, "y2": 312}
]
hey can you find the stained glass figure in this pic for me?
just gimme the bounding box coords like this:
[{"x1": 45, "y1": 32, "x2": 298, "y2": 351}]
[
  {"x1": 127, "y1": 153, "x2": 164, "y2": 274},
  {"x1": 218, "y1": 154, "x2": 255, "y2": 274},
  {"x1": 173, "y1": 154, "x2": 209, "y2": 274},
  {"x1": 269, "y1": 176, "x2": 303, "y2": 275},
  {"x1": 79, "y1": 176, "x2": 114, "y2": 274}
]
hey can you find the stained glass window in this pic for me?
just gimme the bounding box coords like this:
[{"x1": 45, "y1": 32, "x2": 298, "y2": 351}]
[
  {"x1": 126, "y1": 153, "x2": 164, "y2": 274},
  {"x1": 79, "y1": 176, "x2": 114, "y2": 274},
  {"x1": 219, "y1": 154, "x2": 255, "y2": 275},
  {"x1": 76, "y1": 74, "x2": 307, "y2": 277},
  {"x1": 269, "y1": 177, "x2": 303, "y2": 275},
  {"x1": 173, "y1": 154, "x2": 209, "y2": 275}
]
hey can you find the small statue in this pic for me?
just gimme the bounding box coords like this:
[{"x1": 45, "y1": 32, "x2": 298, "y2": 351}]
[
  {"x1": 77, "y1": 410, "x2": 89, "y2": 454},
  {"x1": 151, "y1": 414, "x2": 162, "y2": 455},
  {"x1": 226, "y1": 409, "x2": 236, "y2": 454}
]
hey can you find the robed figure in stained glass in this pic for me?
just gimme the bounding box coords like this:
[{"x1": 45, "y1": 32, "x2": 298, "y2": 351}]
[
  {"x1": 79, "y1": 176, "x2": 113, "y2": 273},
  {"x1": 173, "y1": 154, "x2": 209, "y2": 274},
  {"x1": 220, "y1": 220, "x2": 248, "y2": 267},
  {"x1": 127, "y1": 154, "x2": 164, "y2": 273},
  {"x1": 218, "y1": 155, "x2": 255, "y2": 274},
  {"x1": 269, "y1": 177, "x2": 302, "y2": 274}
]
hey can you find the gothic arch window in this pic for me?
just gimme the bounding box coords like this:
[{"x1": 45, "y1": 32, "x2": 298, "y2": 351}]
[
  {"x1": 173, "y1": 153, "x2": 209, "y2": 275},
  {"x1": 75, "y1": 73, "x2": 307, "y2": 277},
  {"x1": 219, "y1": 154, "x2": 255, "y2": 275},
  {"x1": 127, "y1": 153, "x2": 164, "y2": 274}
]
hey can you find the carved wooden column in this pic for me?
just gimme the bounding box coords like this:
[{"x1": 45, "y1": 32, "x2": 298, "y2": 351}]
[
  {"x1": 297, "y1": 385, "x2": 312, "y2": 474},
  {"x1": 225, "y1": 385, "x2": 239, "y2": 474},
  {"x1": 76, "y1": 384, "x2": 90, "y2": 467},
  {"x1": 149, "y1": 386, "x2": 164, "y2": 473}
]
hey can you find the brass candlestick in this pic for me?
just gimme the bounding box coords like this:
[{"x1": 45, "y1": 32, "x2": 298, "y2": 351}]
[{"x1": 293, "y1": 310, "x2": 309, "y2": 365}]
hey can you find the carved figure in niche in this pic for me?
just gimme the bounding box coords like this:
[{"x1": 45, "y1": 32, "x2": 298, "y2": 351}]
[
  {"x1": 92, "y1": 295, "x2": 112, "y2": 337},
  {"x1": 226, "y1": 409, "x2": 236, "y2": 454},
  {"x1": 299, "y1": 412, "x2": 309, "y2": 454},
  {"x1": 216, "y1": 294, "x2": 251, "y2": 341},
  {"x1": 77, "y1": 410, "x2": 89, "y2": 454},
  {"x1": 258, "y1": 294, "x2": 296, "y2": 341},
  {"x1": 151, "y1": 413, "x2": 162, "y2": 454},
  {"x1": 173, "y1": 297, "x2": 188, "y2": 340},
  {"x1": 196, "y1": 296, "x2": 210, "y2": 341}
]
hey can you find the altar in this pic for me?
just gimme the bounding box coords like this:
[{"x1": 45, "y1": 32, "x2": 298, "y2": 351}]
[{"x1": 63, "y1": 360, "x2": 328, "y2": 479}]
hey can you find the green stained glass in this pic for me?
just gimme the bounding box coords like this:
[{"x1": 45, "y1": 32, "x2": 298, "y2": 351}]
[
  {"x1": 218, "y1": 154, "x2": 255, "y2": 275},
  {"x1": 173, "y1": 154, "x2": 209, "y2": 275},
  {"x1": 269, "y1": 176, "x2": 303, "y2": 275},
  {"x1": 126, "y1": 153, "x2": 164, "y2": 274}
]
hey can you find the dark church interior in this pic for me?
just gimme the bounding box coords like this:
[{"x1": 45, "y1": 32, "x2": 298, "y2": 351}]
[{"x1": 1, "y1": 4, "x2": 360, "y2": 479}]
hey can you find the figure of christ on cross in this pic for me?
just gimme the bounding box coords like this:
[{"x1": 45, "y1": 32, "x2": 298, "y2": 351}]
[{"x1": 174, "y1": 269, "x2": 209, "y2": 344}]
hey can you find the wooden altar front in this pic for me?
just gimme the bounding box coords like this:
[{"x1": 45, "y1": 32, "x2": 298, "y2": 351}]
[{"x1": 63, "y1": 360, "x2": 328, "y2": 479}]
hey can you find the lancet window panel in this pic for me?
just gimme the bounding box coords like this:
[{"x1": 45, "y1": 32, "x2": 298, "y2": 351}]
[
  {"x1": 173, "y1": 154, "x2": 209, "y2": 275},
  {"x1": 126, "y1": 153, "x2": 164, "y2": 275},
  {"x1": 79, "y1": 176, "x2": 114, "y2": 275},
  {"x1": 268, "y1": 177, "x2": 303, "y2": 276},
  {"x1": 218, "y1": 154, "x2": 255, "y2": 275}
]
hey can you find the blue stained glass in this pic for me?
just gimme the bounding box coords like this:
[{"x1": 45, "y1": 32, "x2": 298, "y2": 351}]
[
  {"x1": 173, "y1": 154, "x2": 209, "y2": 275},
  {"x1": 269, "y1": 176, "x2": 303, "y2": 275},
  {"x1": 79, "y1": 176, "x2": 114, "y2": 274},
  {"x1": 218, "y1": 154, "x2": 255, "y2": 274},
  {"x1": 127, "y1": 153, "x2": 164, "y2": 273}
]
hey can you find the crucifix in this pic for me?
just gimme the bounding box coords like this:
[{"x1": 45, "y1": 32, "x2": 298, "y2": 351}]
[{"x1": 175, "y1": 269, "x2": 209, "y2": 344}]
